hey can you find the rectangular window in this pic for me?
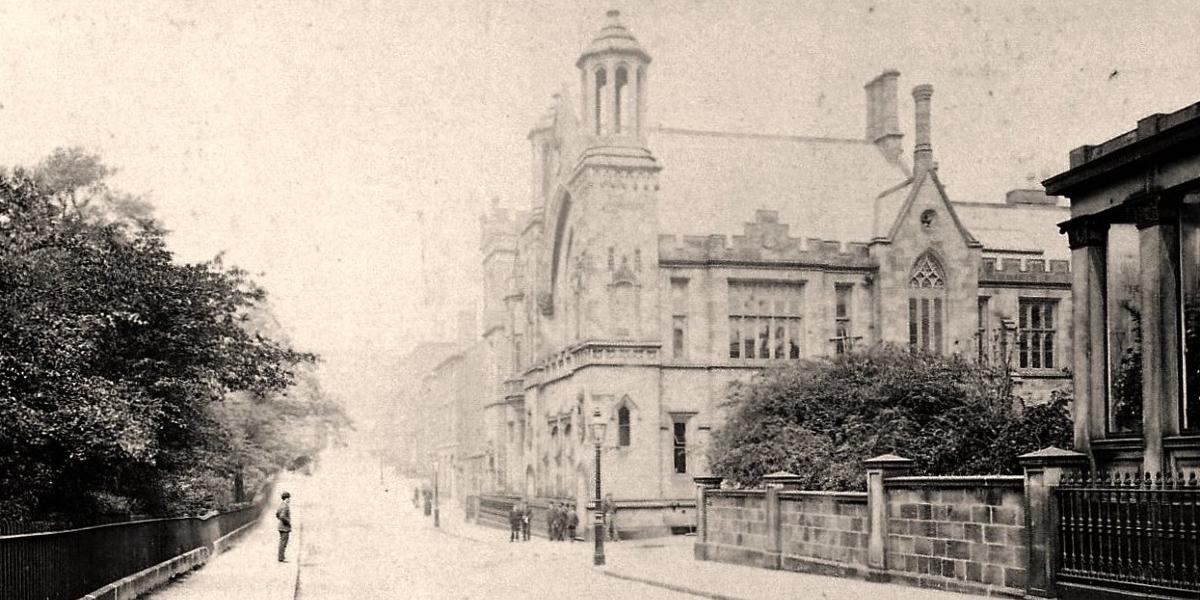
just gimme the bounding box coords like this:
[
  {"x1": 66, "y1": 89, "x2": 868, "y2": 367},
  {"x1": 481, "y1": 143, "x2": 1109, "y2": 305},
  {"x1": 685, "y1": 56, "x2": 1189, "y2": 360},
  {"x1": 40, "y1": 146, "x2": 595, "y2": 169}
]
[
  {"x1": 729, "y1": 318, "x2": 741, "y2": 359},
  {"x1": 977, "y1": 297, "x2": 990, "y2": 363},
  {"x1": 834, "y1": 284, "x2": 853, "y2": 354},
  {"x1": 1181, "y1": 200, "x2": 1200, "y2": 431},
  {"x1": 1107, "y1": 223, "x2": 1142, "y2": 434},
  {"x1": 1019, "y1": 299, "x2": 1057, "y2": 369},
  {"x1": 728, "y1": 281, "x2": 803, "y2": 361},
  {"x1": 671, "y1": 279, "x2": 689, "y2": 360},
  {"x1": 673, "y1": 421, "x2": 687, "y2": 474},
  {"x1": 673, "y1": 316, "x2": 687, "y2": 359}
]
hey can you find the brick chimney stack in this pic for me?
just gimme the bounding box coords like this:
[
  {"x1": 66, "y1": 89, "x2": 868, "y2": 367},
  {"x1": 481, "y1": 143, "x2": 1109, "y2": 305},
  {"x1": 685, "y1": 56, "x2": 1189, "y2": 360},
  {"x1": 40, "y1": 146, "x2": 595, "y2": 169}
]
[
  {"x1": 912, "y1": 84, "x2": 934, "y2": 174},
  {"x1": 864, "y1": 70, "x2": 903, "y2": 164}
]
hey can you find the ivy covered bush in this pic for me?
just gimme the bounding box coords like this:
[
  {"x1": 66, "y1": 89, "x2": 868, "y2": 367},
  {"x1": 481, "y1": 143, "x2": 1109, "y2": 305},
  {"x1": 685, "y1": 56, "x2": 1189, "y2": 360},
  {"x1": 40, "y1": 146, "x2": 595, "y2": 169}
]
[{"x1": 707, "y1": 344, "x2": 1073, "y2": 490}]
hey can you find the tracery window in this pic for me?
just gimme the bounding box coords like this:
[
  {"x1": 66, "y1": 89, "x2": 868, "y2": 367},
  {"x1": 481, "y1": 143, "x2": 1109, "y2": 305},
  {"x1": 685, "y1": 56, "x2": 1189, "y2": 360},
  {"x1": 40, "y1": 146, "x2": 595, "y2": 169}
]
[{"x1": 908, "y1": 252, "x2": 945, "y2": 353}]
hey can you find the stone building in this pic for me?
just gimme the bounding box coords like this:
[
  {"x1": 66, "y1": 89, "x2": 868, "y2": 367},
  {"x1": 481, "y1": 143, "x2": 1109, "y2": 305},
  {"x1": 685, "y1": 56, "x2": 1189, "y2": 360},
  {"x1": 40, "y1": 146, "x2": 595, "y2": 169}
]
[
  {"x1": 460, "y1": 11, "x2": 1075, "y2": 538},
  {"x1": 1044, "y1": 101, "x2": 1200, "y2": 473}
]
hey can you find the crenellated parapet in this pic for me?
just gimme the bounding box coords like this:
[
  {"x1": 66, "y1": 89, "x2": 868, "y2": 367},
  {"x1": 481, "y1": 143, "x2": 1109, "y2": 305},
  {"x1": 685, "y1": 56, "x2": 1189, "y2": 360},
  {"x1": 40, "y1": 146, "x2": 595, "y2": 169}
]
[
  {"x1": 978, "y1": 256, "x2": 1071, "y2": 288},
  {"x1": 658, "y1": 209, "x2": 874, "y2": 269}
]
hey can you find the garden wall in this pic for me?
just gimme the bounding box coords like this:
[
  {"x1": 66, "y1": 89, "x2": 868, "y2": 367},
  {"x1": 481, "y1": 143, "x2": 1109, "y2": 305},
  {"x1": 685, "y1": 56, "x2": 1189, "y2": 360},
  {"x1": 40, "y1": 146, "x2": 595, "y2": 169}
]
[{"x1": 694, "y1": 459, "x2": 1038, "y2": 598}]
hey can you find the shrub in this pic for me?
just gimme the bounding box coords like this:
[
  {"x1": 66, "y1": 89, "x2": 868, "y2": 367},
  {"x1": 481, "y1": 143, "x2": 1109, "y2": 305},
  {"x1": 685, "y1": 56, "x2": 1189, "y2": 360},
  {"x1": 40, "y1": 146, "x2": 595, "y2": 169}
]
[{"x1": 707, "y1": 344, "x2": 1073, "y2": 490}]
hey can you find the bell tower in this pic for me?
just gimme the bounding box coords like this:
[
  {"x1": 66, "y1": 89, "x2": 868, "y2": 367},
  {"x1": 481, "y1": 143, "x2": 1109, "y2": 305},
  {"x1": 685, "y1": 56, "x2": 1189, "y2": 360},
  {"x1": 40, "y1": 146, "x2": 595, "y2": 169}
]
[
  {"x1": 577, "y1": 9, "x2": 652, "y2": 151},
  {"x1": 539, "y1": 10, "x2": 660, "y2": 346}
]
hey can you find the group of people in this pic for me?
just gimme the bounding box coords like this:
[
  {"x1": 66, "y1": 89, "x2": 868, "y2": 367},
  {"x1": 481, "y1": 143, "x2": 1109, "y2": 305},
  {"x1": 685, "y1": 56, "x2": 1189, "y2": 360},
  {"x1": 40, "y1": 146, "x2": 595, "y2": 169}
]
[
  {"x1": 507, "y1": 501, "x2": 532, "y2": 541},
  {"x1": 505, "y1": 494, "x2": 620, "y2": 542},
  {"x1": 544, "y1": 501, "x2": 579, "y2": 542}
]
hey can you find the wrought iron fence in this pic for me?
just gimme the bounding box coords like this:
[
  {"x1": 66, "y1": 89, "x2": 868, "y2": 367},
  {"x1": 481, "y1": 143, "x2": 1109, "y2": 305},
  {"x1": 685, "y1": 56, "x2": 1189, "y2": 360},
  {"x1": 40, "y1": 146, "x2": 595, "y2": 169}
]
[
  {"x1": 0, "y1": 487, "x2": 271, "y2": 600},
  {"x1": 1056, "y1": 471, "x2": 1200, "y2": 598}
]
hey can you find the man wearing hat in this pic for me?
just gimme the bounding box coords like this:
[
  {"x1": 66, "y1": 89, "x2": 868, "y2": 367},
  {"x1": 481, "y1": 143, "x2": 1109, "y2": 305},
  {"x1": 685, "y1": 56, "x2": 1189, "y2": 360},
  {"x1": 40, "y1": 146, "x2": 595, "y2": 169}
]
[{"x1": 276, "y1": 491, "x2": 292, "y2": 562}]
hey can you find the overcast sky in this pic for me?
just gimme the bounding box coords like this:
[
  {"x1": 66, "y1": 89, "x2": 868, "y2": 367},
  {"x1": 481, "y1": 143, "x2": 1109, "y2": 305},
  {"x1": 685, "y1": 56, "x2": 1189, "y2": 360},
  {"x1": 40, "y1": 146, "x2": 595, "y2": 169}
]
[{"x1": 2, "y1": 0, "x2": 1197, "y2": 417}]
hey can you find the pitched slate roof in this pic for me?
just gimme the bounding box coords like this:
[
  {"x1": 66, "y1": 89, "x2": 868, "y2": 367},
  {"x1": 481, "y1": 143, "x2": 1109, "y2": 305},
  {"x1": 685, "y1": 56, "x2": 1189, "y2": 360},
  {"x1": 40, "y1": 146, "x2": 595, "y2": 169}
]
[
  {"x1": 952, "y1": 201, "x2": 1071, "y2": 261},
  {"x1": 648, "y1": 127, "x2": 909, "y2": 242},
  {"x1": 645, "y1": 126, "x2": 1069, "y2": 261}
]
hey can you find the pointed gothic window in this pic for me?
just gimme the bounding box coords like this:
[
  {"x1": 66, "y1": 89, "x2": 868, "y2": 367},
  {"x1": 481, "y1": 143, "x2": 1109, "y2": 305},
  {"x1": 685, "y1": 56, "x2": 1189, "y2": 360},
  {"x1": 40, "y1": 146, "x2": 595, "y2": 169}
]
[
  {"x1": 909, "y1": 253, "x2": 945, "y2": 289},
  {"x1": 617, "y1": 405, "x2": 631, "y2": 447},
  {"x1": 908, "y1": 252, "x2": 946, "y2": 353}
]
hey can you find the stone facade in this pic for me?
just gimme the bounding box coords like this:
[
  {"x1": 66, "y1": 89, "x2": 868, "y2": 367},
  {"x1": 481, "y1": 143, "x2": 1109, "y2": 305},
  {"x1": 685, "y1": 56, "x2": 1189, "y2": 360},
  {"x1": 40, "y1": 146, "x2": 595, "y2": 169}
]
[{"x1": 400, "y1": 10, "x2": 1076, "y2": 537}]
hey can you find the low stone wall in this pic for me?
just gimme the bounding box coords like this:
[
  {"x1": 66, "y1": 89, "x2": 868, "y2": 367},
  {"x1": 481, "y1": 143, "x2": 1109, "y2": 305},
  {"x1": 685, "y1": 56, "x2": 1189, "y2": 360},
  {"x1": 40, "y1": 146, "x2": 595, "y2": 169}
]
[
  {"x1": 706, "y1": 492, "x2": 768, "y2": 551},
  {"x1": 694, "y1": 466, "x2": 1035, "y2": 598},
  {"x1": 884, "y1": 476, "x2": 1026, "y2": 596},
  {"x1": 779, "y1": 491, "x2": 868, "y2": 572}
]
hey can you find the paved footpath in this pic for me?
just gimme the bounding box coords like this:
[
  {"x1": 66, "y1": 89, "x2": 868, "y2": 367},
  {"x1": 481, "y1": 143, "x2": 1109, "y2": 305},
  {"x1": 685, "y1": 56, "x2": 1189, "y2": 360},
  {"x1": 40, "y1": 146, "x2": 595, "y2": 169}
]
[
  {"x1": 436, "y1": 499, "x2": 980, "y2": 600},
  {"x1": 149, "y1": 474, "x2": 305, "y2": 600},
  {"x1": 149, "y1": 449, "x2": 977, "y2": 600}
]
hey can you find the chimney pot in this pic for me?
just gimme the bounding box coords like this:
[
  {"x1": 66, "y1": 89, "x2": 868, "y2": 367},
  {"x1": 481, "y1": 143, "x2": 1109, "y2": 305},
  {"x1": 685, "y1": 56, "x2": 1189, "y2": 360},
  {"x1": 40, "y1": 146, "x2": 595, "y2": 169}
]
[
  {"x1": 912, "y1": 84, "x2": 935, "y2": 174},
  {"x1": 865, "y1": 70, "x2": 903, "y2": 164}
]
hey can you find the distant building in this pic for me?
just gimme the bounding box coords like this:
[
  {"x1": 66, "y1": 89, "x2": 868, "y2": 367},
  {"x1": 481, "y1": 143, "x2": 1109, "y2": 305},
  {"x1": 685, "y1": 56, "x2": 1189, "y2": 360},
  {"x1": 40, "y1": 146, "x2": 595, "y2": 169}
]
[
  {"x1": 415, "y1": 11, "x2": 1074, "y2": 537},
  {"x1": 1045, "y1": 100, "x2": 1200, "y2": 473}
]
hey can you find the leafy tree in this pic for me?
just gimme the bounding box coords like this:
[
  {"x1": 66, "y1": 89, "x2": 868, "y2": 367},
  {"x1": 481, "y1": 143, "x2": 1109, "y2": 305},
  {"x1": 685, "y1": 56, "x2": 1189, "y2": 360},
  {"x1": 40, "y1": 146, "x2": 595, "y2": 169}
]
[
  {"x1": 0, "y1": 150, "x2": 347, "y2": 523},
  {"x1": 707, "y1": 345, "x2": 1073, "y2": 490}
]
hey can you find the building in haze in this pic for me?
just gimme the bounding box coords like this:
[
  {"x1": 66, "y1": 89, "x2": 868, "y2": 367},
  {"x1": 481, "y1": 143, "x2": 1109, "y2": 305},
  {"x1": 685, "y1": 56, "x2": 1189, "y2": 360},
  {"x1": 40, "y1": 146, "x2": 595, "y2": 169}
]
[{"x1": 420, "y1": 10, "x2": 1075, "y2": 538}]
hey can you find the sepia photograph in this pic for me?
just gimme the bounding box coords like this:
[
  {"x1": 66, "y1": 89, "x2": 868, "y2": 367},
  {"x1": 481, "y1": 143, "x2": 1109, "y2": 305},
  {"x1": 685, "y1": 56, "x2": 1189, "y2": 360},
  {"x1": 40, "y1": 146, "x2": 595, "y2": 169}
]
[{"x1": 1, "y1": 1, "x2": 1199, "y2": 599}]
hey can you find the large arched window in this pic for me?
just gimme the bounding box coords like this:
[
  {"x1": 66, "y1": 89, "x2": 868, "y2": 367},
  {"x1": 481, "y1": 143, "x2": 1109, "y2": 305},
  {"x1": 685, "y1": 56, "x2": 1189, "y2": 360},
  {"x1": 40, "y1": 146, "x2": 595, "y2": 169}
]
[
  {"x1": 908, "y1": 252, "x2": 946, "y2": 353},
  {"x1": 617, "y1": 405, "x2": 631, "y2": 447}
]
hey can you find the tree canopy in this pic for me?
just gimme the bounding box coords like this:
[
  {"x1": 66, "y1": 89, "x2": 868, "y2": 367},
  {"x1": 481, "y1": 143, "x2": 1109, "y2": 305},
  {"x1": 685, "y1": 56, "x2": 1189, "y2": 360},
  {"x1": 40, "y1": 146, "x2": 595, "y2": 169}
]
[
  {"x1": 0, "y1": 151, "x2": 348, "y2": 524},
  {"x1": 707, "y1": 345, "x2": 1073, "y2": 490}
]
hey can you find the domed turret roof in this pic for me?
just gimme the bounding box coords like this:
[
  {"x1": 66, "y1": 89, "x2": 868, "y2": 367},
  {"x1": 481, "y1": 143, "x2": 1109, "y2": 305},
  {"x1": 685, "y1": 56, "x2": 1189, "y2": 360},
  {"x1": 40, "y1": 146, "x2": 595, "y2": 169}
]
[{"x1": 576, "y1": 10, "x2": 651, "y2": 68}]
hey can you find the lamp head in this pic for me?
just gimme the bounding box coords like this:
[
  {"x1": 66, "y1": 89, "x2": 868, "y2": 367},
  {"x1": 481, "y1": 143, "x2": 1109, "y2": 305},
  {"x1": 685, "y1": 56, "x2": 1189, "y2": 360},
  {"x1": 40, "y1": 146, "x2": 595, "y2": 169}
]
[{"x1": 589, "y1": 407, "x2": 607, "y2": 444}]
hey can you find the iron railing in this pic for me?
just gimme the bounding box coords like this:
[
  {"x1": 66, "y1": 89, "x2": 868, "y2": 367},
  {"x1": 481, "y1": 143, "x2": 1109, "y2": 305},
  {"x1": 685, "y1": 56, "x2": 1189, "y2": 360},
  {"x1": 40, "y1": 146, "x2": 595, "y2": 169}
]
[
  {"x1": 1056, "y1": 472, "x2": 1200, "y2": 598},
  {"x1": 0, "y1": 488, "x2": 271, "y2": 600}
]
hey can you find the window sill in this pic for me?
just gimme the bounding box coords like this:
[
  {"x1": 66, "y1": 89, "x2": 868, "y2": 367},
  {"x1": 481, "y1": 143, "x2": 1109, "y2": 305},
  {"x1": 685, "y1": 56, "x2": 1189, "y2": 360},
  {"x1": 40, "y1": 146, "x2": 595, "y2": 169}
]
[
  {"x1": 1012, "y1": 369, "x2": 1070, "y2": 379},
  {"x1": 1163, "y1": 435, "x2": 1200, "y2": 449},
  {"x1": 1092, "y1": 437, "x2": 1145, "y2": 452}
]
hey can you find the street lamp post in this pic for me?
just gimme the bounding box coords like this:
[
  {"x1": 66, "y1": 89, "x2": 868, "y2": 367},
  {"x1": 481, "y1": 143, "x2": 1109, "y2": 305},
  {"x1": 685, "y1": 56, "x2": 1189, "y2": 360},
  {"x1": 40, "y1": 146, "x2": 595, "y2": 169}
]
[
  {"x1": 588, "y1": 407, "x2": 607, "y2": 566},
  {"x1": 433, "y1": 460, "x2": 440, "y2": 528}
]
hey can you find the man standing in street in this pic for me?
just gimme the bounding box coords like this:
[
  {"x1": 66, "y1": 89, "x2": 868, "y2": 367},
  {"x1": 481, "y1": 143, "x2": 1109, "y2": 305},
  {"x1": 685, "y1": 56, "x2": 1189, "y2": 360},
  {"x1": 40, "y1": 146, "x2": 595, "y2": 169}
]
[
  {"x1": 521, "y1": 501, "x2": 531, "y2": 541},
  {"x1": 276, "y1": 491, "x2": 292, "y2": 562},
  {"x1": 603, "y1": 493, "x2": 618, "y2": 542},
  {"x1": 566, "y1": 507, "x2": 579, "y2": 542},
  {"x1": 508, "y1": 502, "x2": 523, "y2": 542}
]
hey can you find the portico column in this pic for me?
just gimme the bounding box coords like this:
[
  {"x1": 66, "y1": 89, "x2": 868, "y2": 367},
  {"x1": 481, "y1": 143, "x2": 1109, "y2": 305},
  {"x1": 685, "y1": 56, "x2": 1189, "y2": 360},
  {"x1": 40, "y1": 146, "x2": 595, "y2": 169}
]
[
  {"x1": 1134, "y1": 193, "x2": 1180, "y2": 472},
  {"x1": 1066, "y1": 220, "x2": 1107, "y2": 457}
]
